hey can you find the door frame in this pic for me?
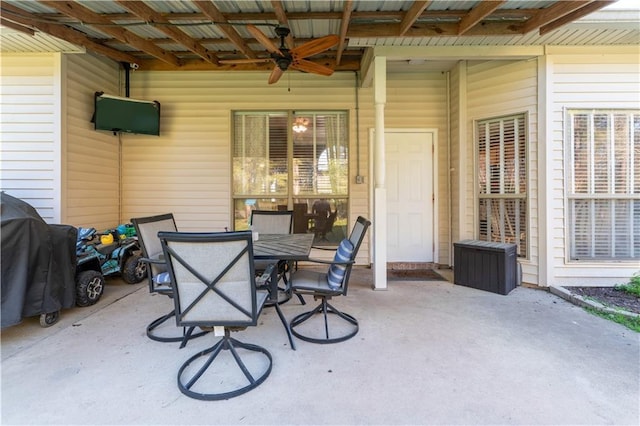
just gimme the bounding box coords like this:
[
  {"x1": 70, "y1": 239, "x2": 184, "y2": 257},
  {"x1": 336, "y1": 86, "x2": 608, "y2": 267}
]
[{"x1": 369, "y1": 128, "x2": 439, "y2": 266}]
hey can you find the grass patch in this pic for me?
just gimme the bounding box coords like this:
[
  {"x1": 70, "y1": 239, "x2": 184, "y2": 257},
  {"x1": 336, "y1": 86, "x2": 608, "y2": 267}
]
[
  {"x1": 585, "y1": 307, "x2": 640, "y2": 333},
  {"x1": 615, "y1": 272, "x2": 640, "y2": 297}
]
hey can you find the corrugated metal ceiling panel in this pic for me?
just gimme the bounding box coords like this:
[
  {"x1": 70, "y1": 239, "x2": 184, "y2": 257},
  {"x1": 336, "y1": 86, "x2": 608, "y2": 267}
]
[
  {"x1": 1, "y1": 1, "x2": 637, "y2": 59},
  {"x1": 354, "y1": 1, "x2": 409, "y2": 12},
  {"x1": 347, "y1": 26, "x2": 640, "y2": 47}
]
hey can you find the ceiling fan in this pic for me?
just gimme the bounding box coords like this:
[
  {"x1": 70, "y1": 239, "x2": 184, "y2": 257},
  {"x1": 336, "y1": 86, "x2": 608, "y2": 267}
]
[{"x1": 220, "y1": 25, "x2": 339, "y2": 84}]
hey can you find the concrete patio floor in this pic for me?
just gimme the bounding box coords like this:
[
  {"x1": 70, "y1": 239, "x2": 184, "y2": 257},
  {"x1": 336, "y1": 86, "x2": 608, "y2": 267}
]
[{"x1": 1, "y1": 268, "x2": 638, "y2": 425}]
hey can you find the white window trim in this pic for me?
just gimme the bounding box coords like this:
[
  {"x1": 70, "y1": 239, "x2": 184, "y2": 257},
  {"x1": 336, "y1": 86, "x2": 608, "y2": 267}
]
[
  {"x1": 474, "y1": 112, "x2": 529, "y2": 259},
  {"x1": 564, "y1": 108, "x2": 639, "y2": 262}
]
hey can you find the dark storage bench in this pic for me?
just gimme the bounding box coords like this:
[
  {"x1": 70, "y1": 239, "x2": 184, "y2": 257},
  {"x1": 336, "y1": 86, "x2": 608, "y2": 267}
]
[{"x1": 453, "y1": 240, "x2": 517, "y2": 295}]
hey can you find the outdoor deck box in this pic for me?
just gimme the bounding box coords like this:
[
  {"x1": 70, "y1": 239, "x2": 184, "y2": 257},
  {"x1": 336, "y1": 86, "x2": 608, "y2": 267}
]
[{"x1": 453, "y1": 240, "x2": 517, "y2": 295}]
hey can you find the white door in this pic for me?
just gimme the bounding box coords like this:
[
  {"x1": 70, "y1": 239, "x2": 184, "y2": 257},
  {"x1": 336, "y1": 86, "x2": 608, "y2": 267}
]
[{"x1": 386, "y1": 131, "x2": 434, "y2": 262}]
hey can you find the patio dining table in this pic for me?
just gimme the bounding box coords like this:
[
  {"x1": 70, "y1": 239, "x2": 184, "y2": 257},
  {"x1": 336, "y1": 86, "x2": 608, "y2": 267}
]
[{"x1": 253, "y1": 232, "x2": 314, "y2": 350}]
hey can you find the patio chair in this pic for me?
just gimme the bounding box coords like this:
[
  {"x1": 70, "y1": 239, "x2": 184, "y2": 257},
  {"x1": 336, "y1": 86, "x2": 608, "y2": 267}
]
[
  {"x1": 289, "y1": 216, "x2": 371, "y2": 344},
  {"x1": 158, "y1": 230, "x2": 272, "y2": 401},
  {"x1": 131, "y1": 213, "x2": 207, "y2": 345},
  {"x1": 250, "y1": 210, "x2": 304, "y2": 305}
]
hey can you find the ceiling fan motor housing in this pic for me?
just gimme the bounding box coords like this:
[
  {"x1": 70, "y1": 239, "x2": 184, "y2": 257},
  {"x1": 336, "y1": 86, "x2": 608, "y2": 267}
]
[
  {"x1": 275, "y1": 53, "x2": 291, "y2": 70},
  {"x1": 274, "y1": 27, "x2": 292, "y2": 70},
  {"x1": 275, "y1": 26, "x2": 291, "y2": 38}
]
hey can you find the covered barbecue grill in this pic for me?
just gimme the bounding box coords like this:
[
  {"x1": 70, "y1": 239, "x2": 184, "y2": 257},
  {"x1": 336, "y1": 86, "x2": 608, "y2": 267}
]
[{"x1": 1, "y1": 192, "x2": 77, "y2": 327}]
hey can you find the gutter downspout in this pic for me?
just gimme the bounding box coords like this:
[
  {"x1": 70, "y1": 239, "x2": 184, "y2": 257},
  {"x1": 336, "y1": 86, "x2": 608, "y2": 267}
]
[
  {"x1": 354, "y1": 72, "x2": 362, "y2": 182},
  {"x1": 117, "y1": 62, "x2": 131, "y2": 224},
  {"x1": 446, "y1": 71, "x2": 452, "y2": 267}
]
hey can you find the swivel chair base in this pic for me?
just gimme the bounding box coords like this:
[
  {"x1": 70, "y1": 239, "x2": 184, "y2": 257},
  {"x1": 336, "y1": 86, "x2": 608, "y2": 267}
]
[
  {"x1": 147, "y1": 310, "x2": 209, "y2": 347},
  {"x1": 177, "y1": 331, "x2": 272, "y2": 400},
  {"x1": 290, "y1": 299, "x2": 358, "y2": 344}
]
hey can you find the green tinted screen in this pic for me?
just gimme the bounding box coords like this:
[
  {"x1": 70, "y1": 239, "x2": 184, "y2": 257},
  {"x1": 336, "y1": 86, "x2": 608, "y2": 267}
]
[{"x1": 94, "y1": 93, "x2": 160, "y2": 136}]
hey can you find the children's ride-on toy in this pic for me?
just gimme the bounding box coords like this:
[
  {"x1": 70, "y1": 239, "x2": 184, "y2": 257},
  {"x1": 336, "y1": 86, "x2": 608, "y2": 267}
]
[{"x1": 75, "y1": 226, "x2": 147, "y2": 307}]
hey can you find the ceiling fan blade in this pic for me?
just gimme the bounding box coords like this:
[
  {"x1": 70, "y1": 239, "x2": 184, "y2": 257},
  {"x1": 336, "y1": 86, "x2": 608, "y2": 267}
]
[
  {"x1": 247, "y1": 24, "x2": 282, "y2": 55},
  {"x1": 219, "y1": 58, "x2": 272, "y2": 64},
  {"x1": 268, "y1": 66, "x2": 284, "y2": 84},
  {"x1": 290, "y1": 59, "x2": 334, "y2": 76},
  {"x1": 291, "y1": 35, "x2": 339, "y2": 58}
]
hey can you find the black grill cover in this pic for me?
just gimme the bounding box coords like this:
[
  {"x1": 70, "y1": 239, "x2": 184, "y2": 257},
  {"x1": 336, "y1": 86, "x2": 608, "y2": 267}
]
[{"x1": 1, "y1": 192, "x2": 77, "y2": 328}]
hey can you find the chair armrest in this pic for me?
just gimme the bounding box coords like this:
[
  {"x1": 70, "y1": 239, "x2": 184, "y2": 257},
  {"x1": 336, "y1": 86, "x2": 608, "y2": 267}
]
[
  {"x1": 256, "y1": 263, "x2": 277, "y2": 286},
  {"x1": 139, "y1": 255, "x2": 166, "y2": 266},
  {"x1": 311, "y1": 245, "x2": 337, "y2": 251},
  {"x1": 303, "y1": 257, "x2": 355, "y2": 266}
]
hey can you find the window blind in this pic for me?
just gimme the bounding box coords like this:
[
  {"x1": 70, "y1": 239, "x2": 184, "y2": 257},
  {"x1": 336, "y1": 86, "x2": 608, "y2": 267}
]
[
  {"x1": 233, "y1": 110, "x2": 348, "y2": 202},
  {"x1": 568, "y1": 110, "x2": 639, "y2": 260},
  {"x1": 477, "y1": 113, "x2": 527, "y2": 257}
]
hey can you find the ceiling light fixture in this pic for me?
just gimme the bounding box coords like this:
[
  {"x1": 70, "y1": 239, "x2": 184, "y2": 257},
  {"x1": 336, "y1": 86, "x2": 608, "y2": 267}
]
[{"x1": 292, "y1": 117, "x2": 309, "y2": 133}]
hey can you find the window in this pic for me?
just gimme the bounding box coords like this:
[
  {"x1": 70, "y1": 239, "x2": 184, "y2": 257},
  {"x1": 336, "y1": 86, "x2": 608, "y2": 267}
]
[
  {"x1": 567, "y1": 109, "x2": 639, "y2": 261},
  {"x1": 477, "y1": 114, "x2": 528, "y2": 257},
  {"x1": 233, "y1": 111, "x2": 349, "y2": 245}
]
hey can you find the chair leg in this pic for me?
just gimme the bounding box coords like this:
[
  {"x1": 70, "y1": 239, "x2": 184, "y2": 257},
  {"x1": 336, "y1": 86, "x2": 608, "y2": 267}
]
[
  {"x1": 289, "y1": 297, "x2": 359, "y2": 344},
  {"x1": 321, "y1": 299, "x2": 330, "y2": 339},
  {"x1": 282, "y1": 275, "x2": 306, "y2": 305},
  {"x1": 280, "y1": 264, "x2": 305, "y2": 306},
  {"x1": 282, "y1": 261, "x2": 304, "y2": 305},
  {"x1": 147, "y1": 309, "x2": 208, "y2": 345},
  {"x1": 177, "y1": 332, "x2": 272, "y2": 401},
  {"x1": 326, "y1": 301, "x2": 358, "y2": 326},
  {"x1": 274, "y1": 303, "x2": 296, "y2": 350},
  {"x1": 179, "y1": 326, "x2": 198, "y2": 349}
]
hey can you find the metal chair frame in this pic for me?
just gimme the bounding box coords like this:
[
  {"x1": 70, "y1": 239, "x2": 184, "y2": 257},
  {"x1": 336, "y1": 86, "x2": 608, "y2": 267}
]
[
  {"x1": 289, "y1": 216, "x2": 371, "y2": 344},
  {"x1": 131, "y1": 213, "x2": 207, "y2": 345},
  {"x1": 249, "y1": 210, "x2": 305, "y2": 305},
  {"x1": 249, "y1": 209, "x2": 293, "y2": 234},
  {"x1": 159, "y1": 230, "x2": 272, "y2": 400}
]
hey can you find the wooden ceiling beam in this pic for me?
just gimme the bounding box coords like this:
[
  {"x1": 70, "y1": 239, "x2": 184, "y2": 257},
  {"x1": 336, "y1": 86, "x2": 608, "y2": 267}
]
[
  {"x1": 0, "y1": 1, "x2": 138, "y2": 63},
  {"x1": 399, "y1": 1, "x2": 431, "y2": 36},
  {"x1": 116, "y1": 1, "x2": 218, "y2": 65},
  {"x1": 104, "y1": 36, "x2": 350, "y2": 48},
  {"x1": 458, "y1": 1, "x2": 507, "y2": 35},
  {"x1": 539, "y1": 1, "x2": 617, "y2": 35},
  {"x1": 193, "y1": 1, "x2": 257, "y2": 59},
  {"x1": 336, "y1": 0, "x2": 353, "y2": 65},
  {"x1": 103, "y1": 48, "x2": 363, "y2": 60},
  {"x1": 521, "y1": 0, "x2": 593, "y2": 34},
  {"x1": 39, "y1": 1, "x2": 181, "y2": 66},
  {"x1": 0, "y1": 17, "x2": 35, "y2": 35},
  {"x1": 32, "y1": 9, "x2": 543, "y2": 22},
  {"x1": 214, "y1": 50, "x2": 362, "y2": 59},
  {"x1": 136, "y1": 57, "x2": 360, "y2": 72},
  {"x1": 271, "y1": 0, "x2": 294, "y2": 49}
]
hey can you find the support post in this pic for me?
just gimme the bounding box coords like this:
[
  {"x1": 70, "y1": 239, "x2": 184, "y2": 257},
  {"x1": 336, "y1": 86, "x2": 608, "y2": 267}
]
[{"x1": 373, "y1": 57, "x2": 387, "y2": 290}]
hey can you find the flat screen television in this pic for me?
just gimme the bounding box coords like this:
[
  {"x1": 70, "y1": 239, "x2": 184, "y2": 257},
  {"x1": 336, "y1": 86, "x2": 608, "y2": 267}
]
[{"x1": 93, "y1": 92, "x2": 161, "y2": 136}]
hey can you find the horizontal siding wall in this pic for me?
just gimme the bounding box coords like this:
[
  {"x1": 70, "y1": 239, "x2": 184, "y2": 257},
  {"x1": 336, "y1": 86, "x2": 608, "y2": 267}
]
[
  {"x1": 385, "y1": 71, "x2": 449, "y2": 265},
  {"x1": 123, "y1": 71, "x2": 372, "y2": 264},
  {"x1": 547, "y1": 53, "x2": 640, "y2": 286},
  {"x1": 0, "y1": 53, "x2": 59, "y2": 221},
  {"x1": 466, "y1": 59, "x2": 539, "y2": 284},
  {"x1": 63, "y1": 53, "x2": 120, "y2": 229}
]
